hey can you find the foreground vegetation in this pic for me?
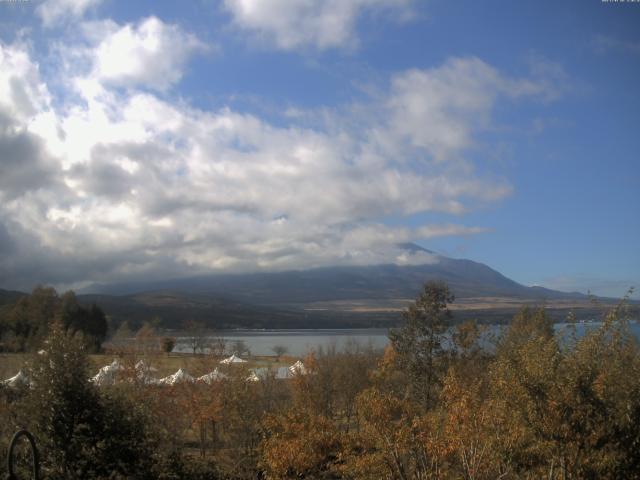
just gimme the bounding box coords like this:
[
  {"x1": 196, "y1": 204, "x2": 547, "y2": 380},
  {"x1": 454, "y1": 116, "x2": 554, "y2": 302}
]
[{"x1": 0, "y1": 282, "x2": 638, "y2": 479}]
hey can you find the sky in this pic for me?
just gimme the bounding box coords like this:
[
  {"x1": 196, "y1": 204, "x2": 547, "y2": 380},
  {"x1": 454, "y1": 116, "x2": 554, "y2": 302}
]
[{"x1": 0, "y1": 0, "x2": 638, "y2": 298}]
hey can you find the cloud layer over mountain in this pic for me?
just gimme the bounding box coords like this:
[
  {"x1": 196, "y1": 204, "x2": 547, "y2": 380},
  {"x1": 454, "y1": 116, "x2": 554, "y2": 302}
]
[{"x1": 0, "y1": 7, "x2": 562, "y2": 290}]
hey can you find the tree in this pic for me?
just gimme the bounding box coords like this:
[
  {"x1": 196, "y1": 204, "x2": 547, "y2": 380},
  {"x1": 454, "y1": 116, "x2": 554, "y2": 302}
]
[
  {"x1": 489, "y1": 302, "x2": 640, "y2": 478},
  {"x1": 271, "y1": 344, "x2": 288, "y2": 360},
  {"x1": 231, "y1": 339, "x2": 250, "y2": 357},
  {"x1": 339, "y1": 362, "x2": 453, "y2": 480},
  {"x1": 24, "y1": 286, "x2": 59, "y2": 349},
  {"x1": 0, "y1": 287, "x2": 107, "y2": 353},
  {"x1": 3, "y1": 286, "x2": 58, "y2": 351},
  {"x1": 496, "y1": 306, "x2": 554, "y2": 357},
  {"x1": 135, "y1": 321, "x2": 158, "y2": 354},
  {"x1": 25, "y1": 324, "x2": 112, "y2": 477},
  {"x1": 161, "y1": 336, "x2": 176, "y2": 354},
  {"x1": 24, "y1": 322, "x2": 160, "y2": 479},
  {"x1": 57, "y1": 292, "x2": 108, "y2": 353},
  {"x1": 112, "y1": 320, "x2": 132, "y2": 341},
  {"x1": 261, "y1": 410, "x2": 340, "y2": 479},
  {"x1": 215, "y1": 367, "x2": 264, "y2": 477},
  {"x1": 261, "y1": 352, "x2": 343, "y2": 479},
  {"x1": 388, "y1": 280, "x2": 454, "y2": 409},
  {"x1": 184, "y1": 320, "x2": 210, "y2": 355}
]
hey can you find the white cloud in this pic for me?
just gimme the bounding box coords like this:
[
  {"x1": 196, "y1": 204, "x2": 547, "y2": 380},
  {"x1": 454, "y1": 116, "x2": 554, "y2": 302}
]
[
  {"x1": 88, "y1": 17, "x2": 208, "y2": 91},
  {"x1": 223, "y1": 0, "x2": 413, "y2": 50},
  {"x1": 0, "y1": 42, "x2": 51, "y2": 122},
  {"x1": 37, "y1": 0, "x2": 103, "y2": 28},
  {"x1": 0, "y1": 42, "x2": 558, "y2": 289},
  {"x1": 386, "y1": 58, "x2": 501, "y2": 161},
  {"x1": 382, "y1": 57, "x2": 563, "y2": 162},
  {"x1": 0, "y1": 42, "x2": 65, "y2": 202}
]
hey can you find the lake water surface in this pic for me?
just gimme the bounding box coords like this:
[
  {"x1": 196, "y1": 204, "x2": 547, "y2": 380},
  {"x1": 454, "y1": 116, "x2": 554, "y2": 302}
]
[{"x1": 174, "y1": 322, "x2": 640, "y2": 357}]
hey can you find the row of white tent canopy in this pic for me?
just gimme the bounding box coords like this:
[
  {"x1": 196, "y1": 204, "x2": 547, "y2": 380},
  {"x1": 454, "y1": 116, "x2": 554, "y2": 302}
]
[
  {"x1": 2, "y1": 356, "x2": 307, "y2": 388},
  {"x1": 89, "y1": 357, "x2": 307, "y2": 386}
]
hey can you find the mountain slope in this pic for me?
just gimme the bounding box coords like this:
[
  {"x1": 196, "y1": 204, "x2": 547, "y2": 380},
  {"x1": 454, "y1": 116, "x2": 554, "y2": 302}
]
[
  {"x1": 77, "y1": 291, "x2": 336, "y2": 329},
  {"x1": 0, "y1": 289, "x2": 26, "y2": 306},
  {"x1": 85, "y1": 245, "x2": 585, "y2": 303},
  {"x1": 4, "y1": 244, "x2": 625, "y2": 329}
]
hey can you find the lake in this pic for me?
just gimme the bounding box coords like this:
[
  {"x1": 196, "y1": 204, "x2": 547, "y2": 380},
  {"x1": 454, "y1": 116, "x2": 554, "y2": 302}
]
[{"x1": 173, "y1": 321, "x2": 640, "y2": 357}]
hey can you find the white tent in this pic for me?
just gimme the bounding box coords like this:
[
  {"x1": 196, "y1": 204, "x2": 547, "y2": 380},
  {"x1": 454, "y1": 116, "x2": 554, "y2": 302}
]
[
  {"x1": 134, "y1": 360, "x2": 159, "y2": 383},
  {"x1": 91, "y1": 359, "x2": 124, "y2": 386},
  {"x1": 99, "y1": 359, "x2": 124, "y2": 375},
  {"x1": 289, "y1": 360, "x2": 307, "y2": 375},
  {"x1": 135, "y1": 360, "x2": 157, "y2": 372},
  {"x1": 159, "y1": 368, "x2": 195, "y2": 386},
  {"x1": 109, "y1": 359, "x2": 124, "y2": 371},
  {"x1": 134, "y1": 374, "x2": 160, "y2": 385},
  {"x1": 90, "y1": 369, "x2": 115, "y2": 386},
  {"x1": 220, "y1": 354, "x2": 247, "y2": 364},
  {"x1": 242, "y1": 367, "x2": 296, "y2": 382},
  {"x1": 275, "y1": 366, "x2": 292, "y2": 380},
  {"x1": 2, "y1": 370, "x2": 30, "y2": 388},
  {"x1": 197, "y1": 369, "x2": 226, "y2": 384}
]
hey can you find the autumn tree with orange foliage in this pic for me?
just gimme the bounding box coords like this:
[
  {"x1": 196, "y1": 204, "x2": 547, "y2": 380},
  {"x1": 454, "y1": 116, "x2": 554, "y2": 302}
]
[
  {"x1": 261, "y1": 351, "x2": 358, "y2": 479},
  {"x1": 489, "y1": 302, "x2": 640, "y2": 479}
]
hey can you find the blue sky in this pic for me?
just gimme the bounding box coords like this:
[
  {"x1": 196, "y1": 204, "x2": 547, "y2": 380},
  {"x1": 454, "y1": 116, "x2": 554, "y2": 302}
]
[{"x1": 0, "y1": 0, "x2": 638, "y2": 298}]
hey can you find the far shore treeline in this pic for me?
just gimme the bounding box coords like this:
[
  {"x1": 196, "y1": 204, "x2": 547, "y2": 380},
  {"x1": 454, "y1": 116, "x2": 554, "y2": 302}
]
[{"x1": 0, "y1": 281, "x2": 639, "y2": 479}]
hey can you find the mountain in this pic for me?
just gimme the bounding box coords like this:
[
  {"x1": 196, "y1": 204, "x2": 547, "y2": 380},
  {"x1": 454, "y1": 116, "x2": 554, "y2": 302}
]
[
  {"x1": 76, "y1": 291, "x2": 342, "y2": 330},
  {"x1": 0, "y1": 289, "x2": 26, "y2": 306},
  {"x1": 71, "y1": 244, "x2": 613, "y2": 328},
  {"x1": 5, "y1": 245, "x2": 616, "y2": 329},
  {"x1": 85, "y1": 244, "x2": 584, "y2": 303}
]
